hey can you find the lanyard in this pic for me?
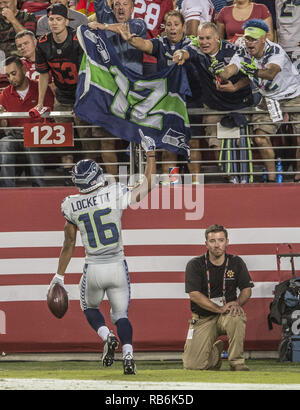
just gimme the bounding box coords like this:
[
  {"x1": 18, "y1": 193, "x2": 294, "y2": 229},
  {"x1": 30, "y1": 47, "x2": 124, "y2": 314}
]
[{"x1": 204, "y1": 252, "x2": 229, "y2": 303}]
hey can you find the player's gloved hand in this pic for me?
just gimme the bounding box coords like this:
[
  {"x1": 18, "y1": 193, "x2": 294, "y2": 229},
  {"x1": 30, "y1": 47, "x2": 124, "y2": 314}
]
[
  {"x1": 139, "y1": 129, "x2": 156, "y2": 152},
  {"x1": 209, "y1": 57, "x2": 225, "y2": 76},
  {"x1": 48, "y1": 273, "x2": 66, "y2": 293},
  {"x1": 240, "y1": 58, "x2": 259, "y2": 79},
  {"x1": 29, "y1": 105, "x2": 50, "y2": 119}
]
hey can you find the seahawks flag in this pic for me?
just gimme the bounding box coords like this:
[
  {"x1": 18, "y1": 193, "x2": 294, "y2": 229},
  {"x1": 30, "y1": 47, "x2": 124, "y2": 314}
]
[{"x1": 74, "y1": 25, "x2": 191, "y2": 159}]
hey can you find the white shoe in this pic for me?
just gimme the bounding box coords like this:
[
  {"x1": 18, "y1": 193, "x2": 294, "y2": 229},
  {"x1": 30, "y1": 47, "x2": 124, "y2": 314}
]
[
  {"x1": 102, "y1": 332, "x2": 119, "y2": 367},
  {"x1": 123, "y1": 353, "x2": 137, "y2": 375}
]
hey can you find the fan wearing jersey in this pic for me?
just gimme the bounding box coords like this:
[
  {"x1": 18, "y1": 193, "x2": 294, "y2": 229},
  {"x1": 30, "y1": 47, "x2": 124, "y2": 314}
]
[
  {"x1": 35, "y1": 4, "x2": 95, "y2": 182},
  {"x1": 117, "y1": 10, "x2": 201, "y2": 184},
  {"x1": 48, "y1": 132, "x2": 156, "y2": 375},
  {"x1": 88, "y1": 0, "x2": 147, "y2": 176},
  {"x1": 275, "y1": 0, "x2": 300, "y2": 70},
  {"x1": 132, "y1": 0, "x2": 174, "y2": 74},
  {"x1": 173, "y1": 22, "x2": 255, "y2": 165},
  {"x1": 216, "y1": 19, "x2": 300, "y2": 182},
  {"x1": 15, "y1": 29, "x2": 54, "y2": 92},
  {"x1": 181, "y1": 0, "x2": 215, "y2": 36}
]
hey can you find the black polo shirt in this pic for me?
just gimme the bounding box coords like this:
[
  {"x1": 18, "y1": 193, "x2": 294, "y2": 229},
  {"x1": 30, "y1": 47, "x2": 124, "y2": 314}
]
[{"x1": 185, "y1": 254, "x2": 254, "y2": 317}]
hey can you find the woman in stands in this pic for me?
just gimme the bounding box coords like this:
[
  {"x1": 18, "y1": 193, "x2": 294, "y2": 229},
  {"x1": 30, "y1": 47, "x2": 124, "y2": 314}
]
[{"x1": 217, "y1": 0, "x2": 274, "y2": 44}]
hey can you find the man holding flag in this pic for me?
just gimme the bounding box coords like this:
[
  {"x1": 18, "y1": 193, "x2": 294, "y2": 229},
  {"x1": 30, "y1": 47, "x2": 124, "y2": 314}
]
[{"x1": 74, "y1": 23, "x2": 191, "y2": 162}]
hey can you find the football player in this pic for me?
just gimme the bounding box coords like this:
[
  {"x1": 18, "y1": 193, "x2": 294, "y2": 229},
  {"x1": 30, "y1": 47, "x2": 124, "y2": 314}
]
[{"x1": 49, "y1": 132, "x2": 156, "y2": 375}]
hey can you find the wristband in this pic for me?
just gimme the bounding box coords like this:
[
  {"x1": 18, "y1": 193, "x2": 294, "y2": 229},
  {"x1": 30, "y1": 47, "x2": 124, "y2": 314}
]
[{"x1": 104, "y1": 23, "x2": 108, "y2": 30}]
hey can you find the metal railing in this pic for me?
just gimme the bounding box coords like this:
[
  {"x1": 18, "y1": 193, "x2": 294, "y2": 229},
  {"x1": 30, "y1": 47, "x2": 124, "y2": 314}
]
[{"x1": 0, "y1": 106, "x2": 299, "y2": 186}]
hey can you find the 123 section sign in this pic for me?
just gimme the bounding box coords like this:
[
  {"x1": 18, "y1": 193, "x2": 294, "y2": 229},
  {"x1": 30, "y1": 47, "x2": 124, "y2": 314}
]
[{"x1": 24, "y1": 123, "x2": 73, "y2": 147}]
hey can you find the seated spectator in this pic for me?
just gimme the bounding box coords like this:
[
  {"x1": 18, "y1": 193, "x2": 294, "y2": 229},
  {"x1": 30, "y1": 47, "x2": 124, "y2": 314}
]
[
  {"x1": 173, "y1": 22, "x2": 256, "y2": 181},
  {"x1": 132, "y1": 0, "x2": 174, "y2": 75},
  {"x1": 216, "y1": 19, "x2": 300, "y2": 182},
  {"x1": 36, "y1": 0, "x2": 88, "y2": 35},
  {"x1": 0, "y1": 55, "x2": 54, "y2": 187},
  {"x1": 180, "y1": 0, "x2": 215, "y2": 35},
  {"x1": 118, "y1": 10, "x2": 201, "y2": 184},
  {"x1": 217, "y1": 0, "x2": 274, "y2": 44},
  {"x1": 0, "y1": 0, "x2": 37, "y2": 56}
]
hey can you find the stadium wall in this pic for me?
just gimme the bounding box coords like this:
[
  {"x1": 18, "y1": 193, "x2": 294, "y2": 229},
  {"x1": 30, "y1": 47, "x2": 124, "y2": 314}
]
[{"x1": 0, "y1": 184, "x2": 299, "y2": 353}]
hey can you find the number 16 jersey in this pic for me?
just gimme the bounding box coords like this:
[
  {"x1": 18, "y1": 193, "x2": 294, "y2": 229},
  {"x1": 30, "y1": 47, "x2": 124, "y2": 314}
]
[
  {"x1": 36, "y1": 27, "x2": 83, "y2": 105},
  {"x1": 61, "y1": 183, "x2": 132, "y2": 264}
]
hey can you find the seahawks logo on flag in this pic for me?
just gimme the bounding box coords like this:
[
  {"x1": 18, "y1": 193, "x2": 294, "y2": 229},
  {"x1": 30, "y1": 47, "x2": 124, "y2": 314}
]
[{"x1": 74, "y1": 25, "x2": 191, "y2": 159}]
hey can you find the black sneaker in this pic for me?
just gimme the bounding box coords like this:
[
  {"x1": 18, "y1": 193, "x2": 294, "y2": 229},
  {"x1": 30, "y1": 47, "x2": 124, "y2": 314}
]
[
  {"x1": 102, "y1": 333, "x2": 119, "y2": 367},
  {"x1": 123, "y1": 353, "x2": 137, "y2": 375}
]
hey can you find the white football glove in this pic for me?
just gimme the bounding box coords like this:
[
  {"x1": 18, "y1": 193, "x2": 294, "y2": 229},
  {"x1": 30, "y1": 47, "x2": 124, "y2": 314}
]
[
  {"x1": 139, "y1": 129, "x2": 156, "y2": 152},
  {"x1": 48, "y1": 273, "x2": 66, "y2": 293}
]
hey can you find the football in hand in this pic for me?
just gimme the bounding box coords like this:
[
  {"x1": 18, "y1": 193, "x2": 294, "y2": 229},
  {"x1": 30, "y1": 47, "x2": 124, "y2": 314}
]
[{"x1": 47, "y1": 282, "x2": 68, "y2": 319}]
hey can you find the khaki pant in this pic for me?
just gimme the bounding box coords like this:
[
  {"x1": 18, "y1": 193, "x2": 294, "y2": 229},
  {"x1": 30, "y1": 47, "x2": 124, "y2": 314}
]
[
  {"x1": 182, "y1": 313, "x2": 247, "y2": 370},
  {"x1": 252, "y1": 94, "x2": 300, "y2": 135}
]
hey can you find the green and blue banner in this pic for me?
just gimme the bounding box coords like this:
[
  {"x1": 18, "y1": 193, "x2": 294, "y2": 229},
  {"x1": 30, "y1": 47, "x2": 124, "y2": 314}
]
[{"x1": 74, "y1": 25, "x2": 191, "y2": 159}]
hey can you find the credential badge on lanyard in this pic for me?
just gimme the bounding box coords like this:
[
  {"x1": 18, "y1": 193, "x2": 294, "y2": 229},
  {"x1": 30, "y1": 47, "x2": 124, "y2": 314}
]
[{"x1": 205, "y1": 252, "x2": 229, "y2": 306}]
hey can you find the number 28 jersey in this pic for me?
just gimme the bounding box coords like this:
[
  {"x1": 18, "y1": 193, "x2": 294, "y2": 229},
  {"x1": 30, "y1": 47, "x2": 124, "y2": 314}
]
[
  {"x1": 36, "y1": 27, "x2": 83, "y2": 104},
  {"x1": 62, "y1": 183, "x2": 132, "y2": 264}
]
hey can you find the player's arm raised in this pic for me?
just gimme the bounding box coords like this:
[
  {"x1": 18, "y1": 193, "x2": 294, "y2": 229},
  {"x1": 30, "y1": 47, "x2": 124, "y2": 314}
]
[{"x1": 130, "y1": 131, "x2": 157, "y2": 204}]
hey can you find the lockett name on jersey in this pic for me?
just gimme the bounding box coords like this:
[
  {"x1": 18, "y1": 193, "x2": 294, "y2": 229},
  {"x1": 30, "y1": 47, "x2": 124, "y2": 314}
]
[{"x1": 70, "y1": 192, "x2": 111, "y2": 212}]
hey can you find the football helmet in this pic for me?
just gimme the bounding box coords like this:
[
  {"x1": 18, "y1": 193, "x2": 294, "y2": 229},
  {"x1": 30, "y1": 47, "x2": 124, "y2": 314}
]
[{"x1": 71, "y1": 159, "x2": 105, "y2": 193}]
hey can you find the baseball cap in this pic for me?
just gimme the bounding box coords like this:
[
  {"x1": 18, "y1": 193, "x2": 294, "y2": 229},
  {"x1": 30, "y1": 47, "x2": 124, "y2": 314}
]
[{"x1": 47, "y1": 4, "x2": 74, "y2": 20}]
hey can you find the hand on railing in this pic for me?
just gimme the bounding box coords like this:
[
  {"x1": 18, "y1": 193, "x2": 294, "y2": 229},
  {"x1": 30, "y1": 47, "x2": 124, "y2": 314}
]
[{"x1": 29, "y1": 105, "x2": 51, "y2": 119}]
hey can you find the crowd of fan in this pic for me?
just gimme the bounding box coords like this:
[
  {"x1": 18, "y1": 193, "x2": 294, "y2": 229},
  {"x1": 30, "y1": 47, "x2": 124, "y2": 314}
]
[{"x1": 0, "y1": 0, "x2": 299, "y2": 187}]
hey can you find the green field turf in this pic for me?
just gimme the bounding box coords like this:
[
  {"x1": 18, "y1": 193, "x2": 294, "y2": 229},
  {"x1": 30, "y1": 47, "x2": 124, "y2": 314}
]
[{"x1": 0, "y1": 360, "x2": 300, "y2": 385}]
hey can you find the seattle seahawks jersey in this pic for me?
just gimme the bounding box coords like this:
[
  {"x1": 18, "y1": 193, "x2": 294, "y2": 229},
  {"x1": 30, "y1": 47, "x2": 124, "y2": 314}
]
[
  {"x1": 230, "y1": 40, "x2": 300, "y2": 100},
  {"x1": 275, "y1": 0, "x2": 300, "y2": 53},
  {"x1": 61, "y1": 183, "x2": 131, "y2": 264},
  {"x1": 151, "y1": 35, "x2": 192, "y2": 71},
  {"x1": 185, "y1": 39, "x2": 253, "y2": 110}
]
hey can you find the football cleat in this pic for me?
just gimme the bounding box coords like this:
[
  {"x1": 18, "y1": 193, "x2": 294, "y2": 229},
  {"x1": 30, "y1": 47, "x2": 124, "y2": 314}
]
[
  {"x1": 102, "y1": 333, "x2": 119, "y2": 367},
  {"x1": 123, "y1": 353, "x2": 137, "y2": 375}
]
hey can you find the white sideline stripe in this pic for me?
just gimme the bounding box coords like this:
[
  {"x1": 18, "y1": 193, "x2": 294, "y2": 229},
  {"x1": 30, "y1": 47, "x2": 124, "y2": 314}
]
[
  {"x1": 0, "y1": 254, "x2": 299, "y2": 275},
  {"x1": 0, "y1": 227, "x2": 300, "y2": 247},
  {"x1": 0, "y1": 378, "x2": 299, "y2": 390},
  {"x1": 0, "y1": 282, "x2": 276, "y2": 302}
]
